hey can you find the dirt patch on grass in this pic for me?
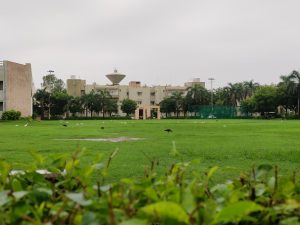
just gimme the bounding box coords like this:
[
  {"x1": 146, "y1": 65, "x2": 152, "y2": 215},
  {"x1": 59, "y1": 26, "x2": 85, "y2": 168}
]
[{"x1": 56, "y1": 137, "x2": 144, "y2": 142}]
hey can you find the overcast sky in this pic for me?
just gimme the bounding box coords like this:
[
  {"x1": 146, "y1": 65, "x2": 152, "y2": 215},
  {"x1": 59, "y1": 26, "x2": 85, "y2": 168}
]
[{"x1": 1, "y1": 0, "x2": 300, "y2": 88}]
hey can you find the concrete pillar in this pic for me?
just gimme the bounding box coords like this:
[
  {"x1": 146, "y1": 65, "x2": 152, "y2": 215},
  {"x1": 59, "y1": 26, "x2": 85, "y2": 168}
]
[
  {"x1": 134, "y1": 109, "x2": 139, "y2": 120},
  {"x1": 143, "y1": 108, "x2": 146, "y2": 120},
  {"x1": 157, "y1": 108, "x2": 161, "y2": 120},
  {"x1": 146, "y1": 106, "x2": 150, "y2": 119}
]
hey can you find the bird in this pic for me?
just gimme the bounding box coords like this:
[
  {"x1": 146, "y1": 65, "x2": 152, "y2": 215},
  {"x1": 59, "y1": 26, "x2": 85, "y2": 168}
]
[
  {"x1": 164, "y1": 128, "x2": 172, "y2": 133},
  {"x1": 100, "y1": 126, "x2": 104, "y2": 129},
  {"x1": 62, "y1": 124, "x2": 68, "y2": 127}
]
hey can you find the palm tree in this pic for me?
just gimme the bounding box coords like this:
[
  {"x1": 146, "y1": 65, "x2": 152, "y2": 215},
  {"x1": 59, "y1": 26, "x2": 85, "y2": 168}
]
[
  {"x1": 81, "y1": 92, "x2": 95, "y2": 118},
  {"x1": 186, "y1": 85, "x2": 210, "y2": 116},
  {"x1": 187, "y1": 84, "x2": 210, "y2": 105},
  {"x1": 227, "y1": 83, "x2": 244, "y2": 106},
  {"x1": 243, "y1": 80, "x2": 259, "y2": 98},
  {"x1": 288, "y1": 70, "x2": 300, "y2": 117},
  {"x1": 98, "y1": 89, "x2": 113, "y2": 118},
  {"x1": 214, "y1": 87, "x2": 231, "y2": 106},
  {"x1": 277, "y1": 76, "x2": 295, "y2": 116}
]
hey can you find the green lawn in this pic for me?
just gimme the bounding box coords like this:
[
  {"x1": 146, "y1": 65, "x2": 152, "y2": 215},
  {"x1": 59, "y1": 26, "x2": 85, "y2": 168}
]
[{"x1": 0, "y1": 119, "x2": 300, "y2": 182}]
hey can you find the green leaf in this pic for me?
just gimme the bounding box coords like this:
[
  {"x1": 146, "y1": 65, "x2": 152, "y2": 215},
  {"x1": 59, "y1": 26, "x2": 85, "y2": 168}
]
[
  {"x1": 13, "y1": 191, "x2": 28, "y2": 200},
  {"x1": 279, "y1": 217, "x2": 299, "y2": 225},
  {"x1": 268, "y1": 177, "x2": 275, "y2": 189},
  {"x1": 119, "y1": 219, "x2": 148, "y2": 225},
  {"x1": 0, "y1": 191, "x2": 9, "y2": 207},
  {"x1": 12, "y1": 179, "x2": 22, "y2": 191},
  {"x1": 181, "y1": 186, "x2": 195, "y2": 214},
  {"x1": 82, "y1": 212, "x2": 98, "y2": 225},
  {"x1": 93, "y1": 163, "x2": 105, "y2": 170},
  {"x1": 140, "y1": 201, "x2": 189, "y2": 225},
  {"x1": 66, "y1": 193, "x2": 92, "y2": 206},
  {"x1": 214, "y1": 201, "x2": 263, "y2": 224},
  {"x1": 256, "y1": 164, "x2": 273, "y2": 178},
  {"x1": 207, "y1": 166, "x2": 218, "y2": 179},
  {"x1": 29, "y1": 150, "x2": 44, "y2": 165},
  {"x1": 257, "y1": 164, "x2": 273, "y2": 172},
  {"x1": 144, "y1": 187, "x2": 159, "y2": 201}
]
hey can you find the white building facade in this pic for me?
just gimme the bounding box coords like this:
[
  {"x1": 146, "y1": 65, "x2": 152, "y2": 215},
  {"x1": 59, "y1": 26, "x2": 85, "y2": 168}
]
[{"x1": 67, "y1": 70, "x2": 205, "y2": 117}]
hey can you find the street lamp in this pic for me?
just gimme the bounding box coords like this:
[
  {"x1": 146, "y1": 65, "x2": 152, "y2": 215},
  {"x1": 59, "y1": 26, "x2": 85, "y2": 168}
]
[
  {"x1": 208, "y1": 78, "x2": 215, "y2": 114},
  {"x1": 47, "y1": 70, "x2": 54, "y2": 120}
]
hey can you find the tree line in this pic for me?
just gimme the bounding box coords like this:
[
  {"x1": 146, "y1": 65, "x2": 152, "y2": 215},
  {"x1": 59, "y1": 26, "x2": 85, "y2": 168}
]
[
  {"x1": 157, "y1": 70, "x2": 300, "y2": 118},
  {"x1": 33, "y1": 74, "x2": 137, "y2": 119},
  {"x1": 33, "y1": 70, "x2": 300, "y2": 119}
]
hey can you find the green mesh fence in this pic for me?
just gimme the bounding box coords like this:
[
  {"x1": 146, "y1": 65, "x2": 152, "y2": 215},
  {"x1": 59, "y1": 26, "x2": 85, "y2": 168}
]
[{"x1": 189, "y1": 105, "x2": 239, "y2": 119}]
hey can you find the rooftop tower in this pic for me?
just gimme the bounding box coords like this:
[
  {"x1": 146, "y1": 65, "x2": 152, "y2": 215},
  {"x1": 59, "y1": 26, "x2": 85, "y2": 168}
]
[{"x1": 105, "y1": 69, "x2": 126, "y2": 85}]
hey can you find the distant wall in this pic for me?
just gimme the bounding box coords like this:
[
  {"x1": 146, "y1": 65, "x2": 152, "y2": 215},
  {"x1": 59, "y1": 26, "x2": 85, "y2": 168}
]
[
  {"x1": 5, "y1": 61, "x2": 32, "y2": 117},
  {"x1": 67, "y1": 79, "x2": 86, "y2": 97}
]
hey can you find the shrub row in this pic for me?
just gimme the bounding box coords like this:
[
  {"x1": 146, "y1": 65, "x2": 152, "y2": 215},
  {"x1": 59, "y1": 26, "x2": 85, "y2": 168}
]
[
  {"x1": 0, "y1": 150, "x2": 299, "y2": 225},
  {"x1": 1, "y1": 110, "x2": 21, "y2": 120}
]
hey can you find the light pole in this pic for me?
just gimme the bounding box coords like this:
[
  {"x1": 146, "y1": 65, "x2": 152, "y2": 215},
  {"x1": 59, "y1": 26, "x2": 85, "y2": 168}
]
[
  {"x1": 47, "y1": 70, "x2": 54, "y2": 120},
  {"x1": 208, "y1": 78, "x2": 215, "y2": 114}
]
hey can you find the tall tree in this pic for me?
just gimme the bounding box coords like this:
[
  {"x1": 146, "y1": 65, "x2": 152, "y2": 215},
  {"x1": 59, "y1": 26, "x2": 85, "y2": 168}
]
[
  {"x1": 243, "y1": 80, "x2": 259, "y2": 98},
  {"x1": 33, "y1": 88, "x2": 50, "y2": 119},
  {"x1": 227, "y1": 83, "x2": 244, "y2": 106},
  {"x1": 252, "y1": 86, "x2": 279, "y2": 116},
  {"x1": 41, "y1": 73, "x2": 66, "y2": 119},
  {"x1": 105, "y1": 99, "x2": 118, "y2": 117},
  {"x1": 69, "y1": 96, "x2": 83, "y2": 117},
  {"x1": 186, "y1": 84, "x2": 210, "y2": 115},
  {"x1": 42, "y1": 74, "x2": 65, "y2": 93},
  {"x1": 121, "y1": 99, "x2": 137, "y2": 116},
  {"x1": 50, "y1": 92, "x2": 70, "y2": 117},
  {"x1": 277, "y1": 75, "x2": 297, "y2": 116},
  {"x1": 187, "y1": 85, "x2": 210, "y2": 104},
  {"x1": 170, "y1": 91, "x2": 183, "y2": 118},
  {"x1": 80, "y1": 92, "x2": 95, "y2": 118},
  {"x1": 98, "y1": 89, "x2": 113, "y2": 118},
  {"x1": 288, "y1": 70, "x2": 300, "y2": 117},
  {"x1": 160, "y1": 97, "x2": 176, "y2": 117},
  {"x1": 214, "y1": 87, "x2": 231, "y2": 106},
  {"x1": 240, "y1": 97, "x2": 255, "y2": 116}
]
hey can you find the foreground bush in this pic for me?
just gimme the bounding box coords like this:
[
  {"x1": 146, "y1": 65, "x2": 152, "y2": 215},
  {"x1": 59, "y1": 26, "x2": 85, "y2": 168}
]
[
  {"x1": 1, "y1": 110, "x2": 21, "y2": 120},
  {"x1": 0, "y1": 150, "x2": 299, "y2": 225}
]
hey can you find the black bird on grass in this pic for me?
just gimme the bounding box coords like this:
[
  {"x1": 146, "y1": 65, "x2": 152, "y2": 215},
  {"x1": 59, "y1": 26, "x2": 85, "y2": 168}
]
[
  {"x1": 100, "y1": 126, "x2": 104, "y2": 130},
  {"x1": 62, "y1": 124, "x2": 68, "y2": 127},
  {"x1": 164, "y1": 128, "x2": 172, "y2": 133}
]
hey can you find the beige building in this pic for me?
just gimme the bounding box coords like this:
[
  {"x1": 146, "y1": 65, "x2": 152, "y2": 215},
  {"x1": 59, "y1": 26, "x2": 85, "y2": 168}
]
[
  {"x1": 67, "y1": 70, "x2": 205, "y2": 118},
  {"x1": 0, "y1": 61, "x2": 33, "y2": 117}
]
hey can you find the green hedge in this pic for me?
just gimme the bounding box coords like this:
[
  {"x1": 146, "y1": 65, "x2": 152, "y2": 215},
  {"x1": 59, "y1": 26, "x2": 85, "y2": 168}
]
[
  {"x1": 1, "y1": 110, "x2": 21, "y2": 120},
  {"x1": 0, "y1": 150, "x2": 299, "y2": 224}
]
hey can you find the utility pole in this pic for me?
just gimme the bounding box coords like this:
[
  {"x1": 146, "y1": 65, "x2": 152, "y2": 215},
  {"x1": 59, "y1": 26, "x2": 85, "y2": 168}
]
[{"x1": 208, "y1": 78, "x2": 215, "y2": 115}]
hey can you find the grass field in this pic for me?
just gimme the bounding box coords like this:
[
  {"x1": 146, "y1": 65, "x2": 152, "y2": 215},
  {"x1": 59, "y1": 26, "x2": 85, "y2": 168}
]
[{"x1": 0, "y1": 119, "x2": 300, "y2": 182}]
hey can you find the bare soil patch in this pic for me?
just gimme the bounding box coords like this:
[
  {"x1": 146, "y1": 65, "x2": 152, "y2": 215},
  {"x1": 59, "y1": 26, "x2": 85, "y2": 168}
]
[{"x1": 56, "y1": 137, "x2": 144, "y2": 142}]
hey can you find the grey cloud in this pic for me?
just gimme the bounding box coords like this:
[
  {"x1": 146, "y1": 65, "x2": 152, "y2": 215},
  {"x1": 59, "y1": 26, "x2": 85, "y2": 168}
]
[{"x1": 1, "y1": 0, "x2": 300, "y2": 88}]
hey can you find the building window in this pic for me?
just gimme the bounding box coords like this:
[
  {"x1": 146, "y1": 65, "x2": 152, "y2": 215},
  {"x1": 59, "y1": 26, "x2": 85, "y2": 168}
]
[
  {"x1": 0, "y1": 81, "x2": 3, "y2": 91},
  {"x1": 150, "y1": 92, "x2": 155, "y2": 96},
  {"x1": 0, "y1": 102, "x2": 3, "y2": 111},
  {"x1": 150, "y1": 101, "x2": 155, "y2": 105},
  {"x1": 137, "y1": 91, "x2": 142, "y2": 96},
  {"x1": 136, "y1": 101, "x2": 142, "y2": 105},
  {"x1": 81, "y1": 90, "x2": 85, "y2": 96}
]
